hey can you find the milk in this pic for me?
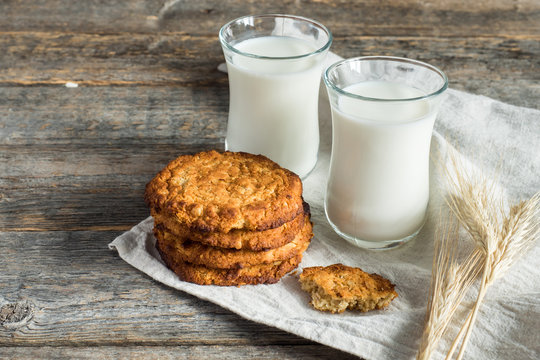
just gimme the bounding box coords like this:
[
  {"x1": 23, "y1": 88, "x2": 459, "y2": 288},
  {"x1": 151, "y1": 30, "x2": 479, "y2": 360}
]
[
  {"x1": 325, "y1": 81, "x2": 436, "y2": 242},
  {"x1": 224, "y1": 36, "x2": 326, "y2": 178}
]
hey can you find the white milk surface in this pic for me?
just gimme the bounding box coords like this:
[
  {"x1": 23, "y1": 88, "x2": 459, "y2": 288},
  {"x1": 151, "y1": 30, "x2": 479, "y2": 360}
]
[
  {"x1": 225, "y1": 36, "x2": 324, "y2": 178},
  {"x1": 325, "y1": 81, "x2": 436, "y2": 242}
]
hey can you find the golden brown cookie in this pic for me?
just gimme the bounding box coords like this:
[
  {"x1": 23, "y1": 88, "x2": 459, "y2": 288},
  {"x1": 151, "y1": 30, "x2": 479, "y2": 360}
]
[
  {"x1": 152, "y1": 201, "x2": 310, "y2": 251},
  {"x1": 299, "y1": 264, "x2": 398, "y2": 313},
  {"x1": 154, "y1": 214, "x2": 313, "y2": 269},
  {"x1": 145, "y1": 150, "x2": 304, "y2": 233},
  {"x1": 157, "y1": 241, "x2": 303, "y2": 286}
]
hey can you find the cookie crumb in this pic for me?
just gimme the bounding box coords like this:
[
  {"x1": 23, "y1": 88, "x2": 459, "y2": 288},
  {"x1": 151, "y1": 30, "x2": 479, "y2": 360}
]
[{"x1": 299, "y1": 264, "x2": 398, "y2": 313}]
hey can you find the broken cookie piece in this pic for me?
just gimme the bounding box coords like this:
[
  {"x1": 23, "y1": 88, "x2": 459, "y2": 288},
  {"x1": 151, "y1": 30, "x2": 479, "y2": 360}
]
[{"x1": 299, "y1": 263, "x2": 398, "y2": 313}]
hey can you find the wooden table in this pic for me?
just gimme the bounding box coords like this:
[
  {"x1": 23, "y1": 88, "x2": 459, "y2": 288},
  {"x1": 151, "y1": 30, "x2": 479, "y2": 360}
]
[{"x1": 1, "y1": 1, "x2": 538, "y2": 358}]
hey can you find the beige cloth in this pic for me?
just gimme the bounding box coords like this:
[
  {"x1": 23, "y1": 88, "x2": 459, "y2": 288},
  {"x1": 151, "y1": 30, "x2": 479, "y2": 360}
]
[{"x1": 110, "y1": 52, "x2": 540, "y2": 359}]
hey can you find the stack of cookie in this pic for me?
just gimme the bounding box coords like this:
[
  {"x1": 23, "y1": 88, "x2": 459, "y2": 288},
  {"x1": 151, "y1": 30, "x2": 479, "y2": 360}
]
[{"x1": 144, "y1": 150, "x2": 313, "y2": 286}]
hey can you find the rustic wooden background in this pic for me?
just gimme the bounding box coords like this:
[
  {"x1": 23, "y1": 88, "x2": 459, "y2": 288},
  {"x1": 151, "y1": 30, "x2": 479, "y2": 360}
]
[{"x1": 1, "y1": 0, "x2": 538, "y2": 358}]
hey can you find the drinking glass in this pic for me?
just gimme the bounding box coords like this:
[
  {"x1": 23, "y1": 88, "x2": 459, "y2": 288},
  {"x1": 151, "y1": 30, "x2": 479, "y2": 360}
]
[
  {"x1": 323, "y1": 56, "x2": 448, "y2": 250},
  {"x1": 219, "y1": 14, "x2": 332, "y2": 178}
]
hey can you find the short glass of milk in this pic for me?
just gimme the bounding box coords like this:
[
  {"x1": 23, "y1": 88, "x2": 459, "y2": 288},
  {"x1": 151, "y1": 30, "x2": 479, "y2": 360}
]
[
  {"x1": 219, "y1": 14, "x2": 332, "y2": 178},
  {"x1": 323, "y1": 56, "x2": 448, "y2": 250}
]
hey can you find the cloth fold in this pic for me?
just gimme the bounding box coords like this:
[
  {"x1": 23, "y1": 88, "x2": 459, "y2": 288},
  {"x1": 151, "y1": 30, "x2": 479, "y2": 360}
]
[{"x1": 109, "y1": 52, "x2": 539, "y2": 360}]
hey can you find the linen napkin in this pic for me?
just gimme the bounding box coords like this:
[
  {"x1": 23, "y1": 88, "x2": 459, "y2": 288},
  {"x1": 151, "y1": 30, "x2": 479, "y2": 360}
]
[{"x1": 109, "y1": 52, "x2": 540, "y2": 360}]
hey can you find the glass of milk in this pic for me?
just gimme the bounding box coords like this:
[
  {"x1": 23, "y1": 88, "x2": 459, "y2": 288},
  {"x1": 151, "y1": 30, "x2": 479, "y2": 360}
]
[
  {"x1": 219, "y1": 15, "x2": 332, "y2": 178},
  {"x1": 323, "y1": 56, "x2": 448, "y2": 250}
]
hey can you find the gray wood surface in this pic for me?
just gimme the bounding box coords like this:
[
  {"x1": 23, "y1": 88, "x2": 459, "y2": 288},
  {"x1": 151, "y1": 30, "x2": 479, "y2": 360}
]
[{"x1": 1, "y1": 0, "x2": 539, "y2": 358}]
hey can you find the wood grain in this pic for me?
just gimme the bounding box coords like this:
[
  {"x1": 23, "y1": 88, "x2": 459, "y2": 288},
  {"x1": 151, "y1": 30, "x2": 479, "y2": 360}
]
[
  {"x1": 0, "y1": 86, "x2": 228, "y2": 145},
  {"x1": 1, "y1": 0, "x2": 538, "y2": 358},
  {"x1": 0, "y1": 144, "x2": 225, "y2": 231},
  {"x1": 0, "y1": 231, "x2": 355, "y2": 359},
  {"x1": 1, "y1": 34, "x2": 537, "y2": 108},
  {"x1": 1, "y1": 0, "x2": 539, "y2": 37},
  {"x1": 0, "y1": 345, "x2": 357, "y2": 360},
  {"x1": 1, "y1": 32, "x2": 225, "y2": 86}
]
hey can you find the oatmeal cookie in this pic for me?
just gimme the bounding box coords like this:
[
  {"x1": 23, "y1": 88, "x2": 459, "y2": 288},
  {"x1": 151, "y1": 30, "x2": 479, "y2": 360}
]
[
  {"x1": 157, "y1": 242, "x2": 303, "y2": 286},
  {"x1": 299, "y1": 264, "x2": 398, "y2": 313},
  {"x1": 145, "y1": 150, "x2": 304, "y2": 233},
  {"x1": 154, "y1": 214, "x2": 312, "y2": 269},
  {"x1": 152, "y1": 201, "x2": 310, "y2": 251}
]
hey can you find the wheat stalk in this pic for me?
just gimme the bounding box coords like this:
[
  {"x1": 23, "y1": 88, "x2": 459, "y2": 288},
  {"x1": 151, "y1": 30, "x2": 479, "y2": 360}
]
[
  {"x1": 446, "y1": 193, "x2": 540, "y2": 360},
  {"x1": 418, "y1": 146, "x2": 539, "y2": 360},
  {"x1": 416, "y1": 215, "x2": 483, "y2": 360},
  {"x1": 442, "y1": 148, "x2": 540, "y2": 360}
]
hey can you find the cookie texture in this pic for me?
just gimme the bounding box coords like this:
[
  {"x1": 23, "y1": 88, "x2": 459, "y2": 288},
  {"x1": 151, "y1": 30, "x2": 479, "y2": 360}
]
[
  {"x1": 152, "y1": 201, "x2": 310, "y2": 251},
  {"x1": 147, "y1": 150, "x2": 311, "y2": 286},
  {"x1": 299, "y1": 264, "x2": 398, "y2": 313},
  {"x1": 145, "y1": 150, "x2": 304, "y2": 233},
  {"x1": 156, "y1": 240, "x2": 304, "y2": 286},
  {"x1": 154, "y1": 214, "x2": 313, "y2": 269}
]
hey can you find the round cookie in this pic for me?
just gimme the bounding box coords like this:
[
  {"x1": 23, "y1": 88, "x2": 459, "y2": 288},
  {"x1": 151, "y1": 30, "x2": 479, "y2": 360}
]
[
  {"x1": 154, "y1": 214, "x2": 312, "y2": 269},
  {"x1": 156, "y1": 242, "x2": 303, "y2": 286},
  {"x1": 152, "y1": 201, "x2": 310, "y2": 251},
  {"x1": 145, "y1": 150, "x2": 304, "y2": 233}
]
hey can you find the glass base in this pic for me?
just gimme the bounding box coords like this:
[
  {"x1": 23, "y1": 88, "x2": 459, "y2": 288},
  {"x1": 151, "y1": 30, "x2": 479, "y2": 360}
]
[{"x1": 326, "y1": 216, "x2": 424, "y2": 251}]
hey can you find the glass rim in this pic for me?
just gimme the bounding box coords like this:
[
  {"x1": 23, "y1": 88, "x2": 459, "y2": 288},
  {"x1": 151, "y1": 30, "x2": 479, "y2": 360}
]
[
  {"x1": 324, "y1": 56, "x2": 449, "y2": 102},
  {"x1": 219, "y1": 14, "x2": 333, "y2": 60}
]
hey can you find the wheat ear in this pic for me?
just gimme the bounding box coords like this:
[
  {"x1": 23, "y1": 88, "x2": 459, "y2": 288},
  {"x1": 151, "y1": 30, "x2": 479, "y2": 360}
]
[
  {"x1": 443, "y1": 148, "x2": 540, "y2": 360},
  {"x1": 416, "y1": 214, "x2": 483, "y2": 360},
  {"x1": 448, "y1": 192, "x2": 540, "y2": 360}
]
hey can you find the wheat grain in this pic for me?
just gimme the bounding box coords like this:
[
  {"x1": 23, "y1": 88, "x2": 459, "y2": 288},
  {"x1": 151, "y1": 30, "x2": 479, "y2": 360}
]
[
  {"x1": 441, "y1": 148, "x2": 540, "y2": 360},
  {"x1": 419, "y1": 146, "x2": 539, "y2": 360}
]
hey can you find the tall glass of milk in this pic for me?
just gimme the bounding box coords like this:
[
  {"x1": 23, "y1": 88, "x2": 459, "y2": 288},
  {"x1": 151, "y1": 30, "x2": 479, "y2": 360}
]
[
  {"x1": 323, "y1": 56, "x2": 448, "y2": 250},
  {"x1": 219, "y1": 15, "x2": 332, "y2": 178}
]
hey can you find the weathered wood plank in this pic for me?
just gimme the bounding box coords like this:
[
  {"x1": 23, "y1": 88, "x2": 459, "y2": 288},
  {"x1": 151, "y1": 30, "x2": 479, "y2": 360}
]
[
  {"x1": 1, "y1": 34, "x2": 537, "y2": 108},
  {"x1": 0, "y1": 144, "x2": 223, "y2": 231},
  {"x1": 0, "y1": 32, "x2": 225, "y2": 86},
  {"x1": 0, "y1": 231, "x2": 353, "y2": 359},
  {"x1": 0, "y1": 0, "x2": 538, "y2": 37},
  {"x1": 0, "y1": 86, "x2": 228, "y2": 145},
  {"x1": 0, "y1": 33, "x2": 540, "y2": 86},
  {"x1": 0, "y1": 230, "x2": 297, "y2": 346},
  {"x1": 1, "y1": 0, "x2": 537, "y2": 358},
  {"x1": 0, "y1": 345, "x2": 357, "y2": 360},
  {"x1": 155, "y1": 0, "x2": 540, "y2": 38},
  {"x1": 0, "y1": 38, "x2": 540, "y2": 148},
  {"x1": 0, "y1": 144, "x2": 222, "y2": 178},
  {"x1": 0, "y1": 175, "x2": 150, "y2": 231}
]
